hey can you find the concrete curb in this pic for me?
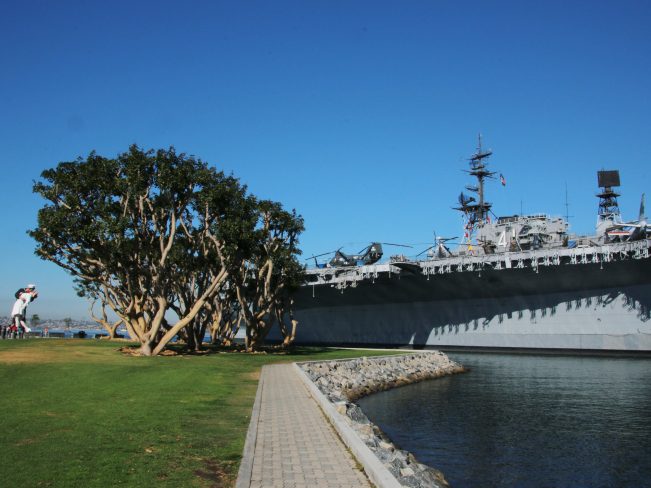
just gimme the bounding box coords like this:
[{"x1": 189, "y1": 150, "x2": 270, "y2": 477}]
[
  {"x1": 292, "y1": 362, "x2": 402, "y2": 488},
  {"x1": 235, "y1": 365, "x2": 265, "y2": 488}
]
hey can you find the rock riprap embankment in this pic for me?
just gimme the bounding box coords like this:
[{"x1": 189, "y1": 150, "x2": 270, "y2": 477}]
[{"x1": 300, "y1": 352, "x2": 466, "y2": 488}]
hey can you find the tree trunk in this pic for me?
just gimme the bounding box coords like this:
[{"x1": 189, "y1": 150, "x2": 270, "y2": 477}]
[
  {"x1": 282, "y1": 318, "x2": 298, "y2": 347},
  {"x1": 276, "y1": 306, "x2": 298, "y2": 348},
  {"x1": 139, "y1": 341, "x2": 154, "y2": 356},
  {"x1": 107, "y1": 320, "x2": 121, "y2": 339},
  {"x1": 186, "y1": 322, "x2": 204, "y2": 352},
  {"x1": 186, "y1": 327, "x2": 196, "y2": 351},
  {"x1": 246, "y1": 317, "x2": 274, "y2": 351}
]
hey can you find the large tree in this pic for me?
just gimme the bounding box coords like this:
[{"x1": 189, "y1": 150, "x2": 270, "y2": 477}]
[
  {"x1": 31, "y1": 145, "x2": 263, "y2": 355},
  {"x1": 233, "y1": 200, "x2": 305, "y2": 350}
]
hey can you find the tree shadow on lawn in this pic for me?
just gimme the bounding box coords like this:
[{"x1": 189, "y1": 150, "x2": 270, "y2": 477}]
[{"x1": 118, "y1": 343, "x2": 337, "y2": 357}]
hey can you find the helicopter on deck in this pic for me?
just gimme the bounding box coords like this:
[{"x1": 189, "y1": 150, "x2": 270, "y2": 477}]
[
  {"x1": 416, "y1": 235, "x2": 458, "y2": 259},
  {"x1": 595, "y1": 171, "x2": 650, "y2": 243},
  {"x1": 307, "y1": 242, "x2": 412, "y2": 268},
  {"x1": 603, "y1": 193, "x2": 650, "y2": 242}
]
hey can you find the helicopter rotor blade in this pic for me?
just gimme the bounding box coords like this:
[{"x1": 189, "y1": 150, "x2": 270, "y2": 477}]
[
  {"x1": 381, "y1": 242, "x2": 414, "y2": 248},
  {"x1": 416, "y1": 245, "x2": 435, "y2": 257},
  {"x1": 305, "y1": 250, "x2": 336, "y2": 261}
]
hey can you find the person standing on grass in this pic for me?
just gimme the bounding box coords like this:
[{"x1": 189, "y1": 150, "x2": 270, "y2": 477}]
[{"x1": 11, "y1": 284, "x2": 38, "y2": 333}]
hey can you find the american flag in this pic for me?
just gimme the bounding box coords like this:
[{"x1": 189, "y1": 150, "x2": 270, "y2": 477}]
[{"x1": 500, "y1": 173, "x2": 506, "y2": 186}]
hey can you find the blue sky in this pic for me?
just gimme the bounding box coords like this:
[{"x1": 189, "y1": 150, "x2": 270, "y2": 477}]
[{"x1": 1, "y1": 0, "x2": 650, "y2": 319}]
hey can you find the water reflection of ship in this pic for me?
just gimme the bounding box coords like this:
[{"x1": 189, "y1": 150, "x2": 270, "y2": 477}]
[{"x1": 289, "y1": 139, "x2": 651, "y2": 352}]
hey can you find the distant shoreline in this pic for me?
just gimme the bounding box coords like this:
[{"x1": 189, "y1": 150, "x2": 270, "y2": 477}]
[{"x1": 0, "y1": 316, "x2": 101, "y2": 328}]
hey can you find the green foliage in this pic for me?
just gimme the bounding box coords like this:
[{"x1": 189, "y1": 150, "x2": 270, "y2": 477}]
[{"x1": 30, "y1": 145, "x2": 305, "y2": 355}]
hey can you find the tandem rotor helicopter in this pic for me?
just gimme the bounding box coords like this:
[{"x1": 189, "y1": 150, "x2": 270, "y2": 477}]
[
  {"x1": 306, "y1": 242, "x2": 413, "y2": 268},
  {"x1": 306, "y1": 233, "x2": 463, "y2": 269}
]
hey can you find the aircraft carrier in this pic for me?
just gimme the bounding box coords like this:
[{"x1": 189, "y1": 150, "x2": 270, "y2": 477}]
[{"x1": 288, "y1": 140, "x2": 651, "y2": 353}]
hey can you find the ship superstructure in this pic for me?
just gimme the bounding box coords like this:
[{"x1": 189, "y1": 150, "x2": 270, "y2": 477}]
[
  {"x1": 453, "y1": 137, "x2": 570, "y2": 255},
  {"x1": 454, "y1": 135, "x2": 496, "y2": 250},
  {"x1": 285, "y1": 141, "x2": 651, "y2": 353},
  {"x1": 596, "y1": 170, "x2": 623, "y2": 239}
]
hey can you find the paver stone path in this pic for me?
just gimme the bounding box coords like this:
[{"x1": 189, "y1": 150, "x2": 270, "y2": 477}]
[{"x1": 245, "y1": 363, "x2": 372, "y2": 488}]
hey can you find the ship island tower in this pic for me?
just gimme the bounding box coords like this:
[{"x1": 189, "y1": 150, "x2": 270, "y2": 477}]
[{"x1": 454, "y1": 135, "x2": 496, "y2": 250}]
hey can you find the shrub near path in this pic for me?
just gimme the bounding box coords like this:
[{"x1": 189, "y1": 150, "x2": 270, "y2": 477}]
[{"x1": 0, "y1": 340, "x2": 402, "y2": 487}]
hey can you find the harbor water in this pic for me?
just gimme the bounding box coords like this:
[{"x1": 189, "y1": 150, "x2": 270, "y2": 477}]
[{"x1": 357, "y1": 352, "x2": 651, "y2": 488}]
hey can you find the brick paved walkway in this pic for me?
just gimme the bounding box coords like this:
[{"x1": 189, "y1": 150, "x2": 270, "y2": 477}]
[{"x1": 238, "y1": 363, "x2": 372, "y2": 488}]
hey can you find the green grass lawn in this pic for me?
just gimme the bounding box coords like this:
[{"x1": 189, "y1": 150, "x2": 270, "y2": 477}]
[{"x1": 0, "y1": 339, "x2": 401, "y2": 487}]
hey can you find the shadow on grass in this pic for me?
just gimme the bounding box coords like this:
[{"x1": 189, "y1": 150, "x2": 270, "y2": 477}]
[{"x1": 119, "y1": 342, "x2": 341, "y2": 357}]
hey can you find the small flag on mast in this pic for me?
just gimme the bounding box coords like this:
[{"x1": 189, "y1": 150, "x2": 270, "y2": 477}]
[{"x1": 500, "y1": 173, "x2": 506, "y2": 186}]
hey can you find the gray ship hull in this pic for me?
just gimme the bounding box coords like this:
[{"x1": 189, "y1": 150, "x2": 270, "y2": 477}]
[{"x1": 287, "y1": 242, "x2": 651, "y2": 352}]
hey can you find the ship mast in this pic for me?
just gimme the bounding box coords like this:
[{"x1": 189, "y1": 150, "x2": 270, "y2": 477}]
[
  {"x1": 469, "y1": 134, "x2": 494, "y2": 220},
  {"x1": 454, "y1": 135, "x2": 496, "y2": 248}
]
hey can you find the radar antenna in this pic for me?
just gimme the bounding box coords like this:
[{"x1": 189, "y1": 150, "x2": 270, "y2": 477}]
[{"x1": 597, "y1": 170, "x2": 621, "y2": 221}]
